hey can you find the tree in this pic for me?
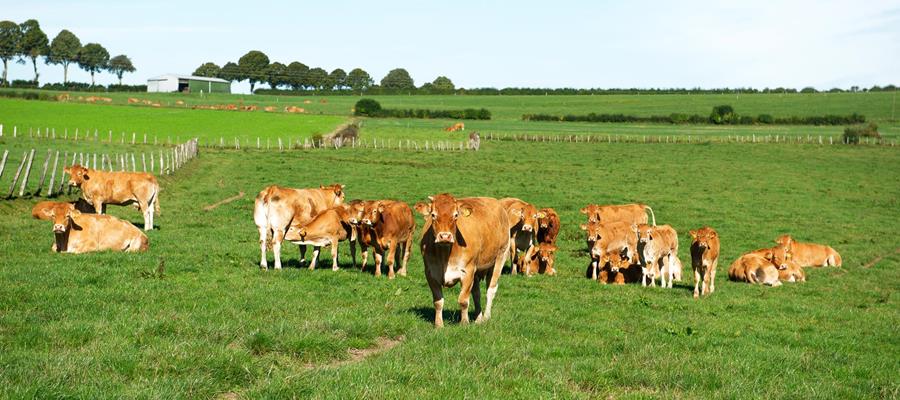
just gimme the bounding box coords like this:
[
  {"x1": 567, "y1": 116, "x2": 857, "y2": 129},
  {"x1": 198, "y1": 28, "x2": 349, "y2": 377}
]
[
  {"x1": 265, "y1": 61, "x2": 287, "y2": 89},
  {"x1": 306, "y1": 67, "x2": 328, "y2": 90},
  {"x1": 108, "y1": 54, "x2": 135, "y2": 85},
  {"x1": 193, "y1": 62, "x2": 221, "y2": 77},
  {"x1": 709, "y1": 105, "x2": 735, "y2": 124},
  {"x1": 286, "y1": 61, "x2": 308, "y2": 90},
  {"x1": 46, "y1": 29, "x2": 81, "y2": 84},
  {"x1": 18, "y1": 19, "x2": 48, "y2": 84},
  {"x1": 432, "y1": 76, "x2": 455, "y2": 92},
  {"x1": 354, "y1": 98, "x2": 382, "y2": 116},
  {"x1": 0, "y1": 20, "x2": 21, "y2": 86},
  {"x1": 238, "y1": 50, "x2": 269, "y2": 92},
  {"x1": 77, "y1": 43, "x2": 109, "y2": 86},
  {"x1": 346, "y1": 68, "x2": 373, "y2": 93},
  {"x1": 218, "y1": 61, "x2": 240, "y2": 82},
  {"x1": 380, "y1": 68, "x2": 414, "y2": 90},
  {"x1": 328, "y1": 68, "x2": 347, "y2": 90}
]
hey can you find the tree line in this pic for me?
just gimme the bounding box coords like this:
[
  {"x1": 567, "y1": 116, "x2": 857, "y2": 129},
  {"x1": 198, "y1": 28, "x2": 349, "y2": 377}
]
[
  {"x1": 522, "y1": 105, "x2": 866, "y2": 126},
  {"x1": 0, "y1": 19, "x2": 135, "y2": 87}
]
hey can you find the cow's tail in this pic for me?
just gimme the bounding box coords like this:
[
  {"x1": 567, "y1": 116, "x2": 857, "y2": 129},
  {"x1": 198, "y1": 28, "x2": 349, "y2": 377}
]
[
  {"x1": 830, "y1": 248, "x2": 843, "y2": 267},
  {"x1": 254, "y1": 187, "x2": 273, "y2": 245},
  {"x1": 645, "y1": 205, "x2": 656, "y2": 226}
]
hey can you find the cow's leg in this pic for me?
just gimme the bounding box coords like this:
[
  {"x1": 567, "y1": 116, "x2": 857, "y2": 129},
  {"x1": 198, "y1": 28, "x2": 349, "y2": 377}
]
[
  {"x1": 641, "y1": 266, "x2": 648, "y2": 287},
  {"x1": 139, "y1": 200, "x2": 151, "y2": 230},
  {"x1": 472, "y1": 275, "x2": 483, "y2": 322},
  {"x1": 373, "y1": 252, "x2": 383, "y2": 277},
  {"x1": 331, "y1": 241, "x2": 339, "y2": 271},
  {"x1": 92, "y1": 199, "x2": 104, "y2": 215},
  {"x1": 710, "y1": 261, "x2": 718, "y2": 293},
  {"x1": 360, "y1": 245, "x2": 369, "y2": 272},
  {"x1": 667, "y1": 254, "x2": 676, "y2": 288},
  {"x1": 309, "y1": 246, "x2": 321, "y2": 270},
  {"x1": 386, "y1": 242, "x2": 398, "y2": 279},
  {"x1": 427, "y1": 278, "x2": 444, "y2": 328},
  {"x1": 693, "y1": 267, "x2": 701, "y2": 298},
  {"x1": 400, "y1": 239, "x2": 413, "y2": 277},
  {"x1": 702, "y1": 267, "x2": 711, "y2": 294},
  {"x1": 258, "y1": 226, "x2": 269, "y2": 269},
  {"x1": 349, "y1": 239, "x2": 357, "y2": 269},
  {"x1": 457, "y1": 266, "x2": 476, "y2": 325},
  {"x1": 508, "y1": 238, "x2": 517, "y2": 275},
  {"x1": 298, "y1": 245, "x2": 307, "y2": 266},
  {"x1": 272, "y1": 229, "x2": 284, "y2": 270},
  {"x1": 482, "y1": 249, "x2": 508, "y2": 322},
  {"x1": 591, "y1": 259, "x2": 598, "y2": 281}
]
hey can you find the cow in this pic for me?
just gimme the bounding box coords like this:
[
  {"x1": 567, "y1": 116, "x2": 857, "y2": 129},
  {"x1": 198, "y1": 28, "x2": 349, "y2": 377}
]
[
  {"x1": 416, "y1": 194, "x2": 509, "y2": 328},
  {"x1": 536, "y1": 207, "x2": 560, "y2": 245},
  {"x1": 597, "y1": 249, "x2": 643, "y2": 284},
  {"x1": 444, "y1": 122, "x2": 465, "y2": 132},
  {"x1": 64, "y1": 164, "x2": 160, "y2": 230},
  {"x1": 32, "y1": 199, "x2": 96, "y2": 219},
  {"x1": 689, "y1": 227, "x2": 720, "y2": 298},
  {"x1": 468, "y1": 132, "x2": 481, "y2": 151},
  {"x1": 584, "y1": 221, "x2": 638, "y2": 281},
  {"x1": 33, "y1": 201, "x2": 148, "y2": 253},
  {"x1": 775, "y1": 235, "x2": 842, "y2": 267},
  {"x1": 499, "y1": 198, "x2": 540, "y2": 275},
  {"x1": 284, "y1": 205, "x2": 354, "y2": 271},
  {"x1": 346, "y1": 199, "x2": 374, "y2": 269},
  {"x1": 580, "y1": 203, "x2": 656, "y2": 226},
  {"x1": 518, "y1": 243, "x2": 558, "y2": 276},
  {"x1": 747, "y1": 245, "x2": 806, "y2": 283},
  {"x1": 254, "y1": 184, "x2": 345, "y2": 270},
  {"x1": 633, "y1": 224, "x2": 681, "y2": 288},
  {"x1": 360, "y1": 200, "x2": 416, "y2": 279},
  {"x1": 727, "y1": 253, "x2": 782, "y2": 287}
]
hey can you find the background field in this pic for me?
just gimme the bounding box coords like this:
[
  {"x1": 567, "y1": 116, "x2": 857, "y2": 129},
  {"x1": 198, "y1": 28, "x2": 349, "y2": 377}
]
[{"x1": 1, "y1": 139, "x2": 898, "y2": 398}]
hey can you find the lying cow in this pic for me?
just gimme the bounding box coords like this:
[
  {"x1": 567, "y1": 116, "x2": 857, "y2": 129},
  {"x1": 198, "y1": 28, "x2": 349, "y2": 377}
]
[
  {"x1": 517, "y1": 243, "x2": 558, "y2": 276},
  {"x1": 254, "y1": 184, "x2": 345, "y2": 270},
  {"x1": 747, "y1": 245, "x2": 806, "y2": 283},
  {"x1": 536, "y1": 207, "x2": 560, "y2": 245},
  {"x1": 689, "y1": 227, "x2": 720, "y2": 298},
  {"x1": 633, "y1": 224, "x2": 681, "y2": 288},
  {"x1": 33, "y1": 201, "x2": 148, "y2": 253},
  {"x1": 727, "y1": 252, "x2": 782, "y2": 287},
  {"x1": 580, "y1": 203, "x2": 656, "y2": 226},
  {"x1": 775, "y1": 235, "x2": 842, "y2": 267},
  {"x1": 284, "y1": 205, "x2": 354, "y2": 271},
  {"x1": 65, "y1": 164, "x2": 160, "y2": 230},
  {"x1": 360, "y1": 200, "x2": 415, "y2": 279},
  {"x1": 500, "y1": 198, "x2": 539, "y2": 275},
  {"x1": 597, "y1": 250, "x2": 643, "y2": 284},
  {"x1": 417, "y1": 194, "x2": 509, "y2": 328}
]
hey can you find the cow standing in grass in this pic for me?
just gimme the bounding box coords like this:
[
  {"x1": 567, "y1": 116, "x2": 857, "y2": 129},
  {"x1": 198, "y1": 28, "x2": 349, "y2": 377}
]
[
  {"x1": 284, "y1": 204, "x2": 354, "y2": 271},
  {"x1": 633, "y1": 223, "x2": 682, "y2": 288},
  {"x1": 690, "y1": 227, "x2": 720, "y2": 297},
  {"x1": 360, "y1": 200, "x2": 415, "y2": 279},
  {"x1": 65, "y1": 164, "x2": 160, "y2": 230},
  {"x1": 500, "y1": 198, "x2": 539, "y2": 275}
]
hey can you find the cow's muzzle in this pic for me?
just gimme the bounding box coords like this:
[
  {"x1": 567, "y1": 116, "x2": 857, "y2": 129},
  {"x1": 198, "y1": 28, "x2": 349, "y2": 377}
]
[
  {"x1": 53, "y1": 224, "x2": 66, "y2": 233},
  {"x1": 522, "y1": 225, "x2": 533, "y2": 232},
  {"x1": 435, "y1": 232, "x2": 454, "y2": 243}
]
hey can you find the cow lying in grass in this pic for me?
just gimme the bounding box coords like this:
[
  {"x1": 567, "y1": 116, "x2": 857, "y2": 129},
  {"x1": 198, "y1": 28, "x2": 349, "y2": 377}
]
[
  {"x1": 32, "y1": 201, "x2": 148, "y2": 253},
  {"x1": 775, "y1": 235, "x2": 842, "y2": 267}
]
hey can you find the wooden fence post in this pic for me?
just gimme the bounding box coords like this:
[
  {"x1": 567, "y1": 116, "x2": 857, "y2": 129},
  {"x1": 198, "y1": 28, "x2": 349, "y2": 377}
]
[
  {"x1": 0, "y1": 150, "x2": 8, "y2": 182},
  {"x1": 131, "y1": 153, "x2": 137, "y2": 171},
  {"x1": 18, "y1": 149, "x2": 36, "y2": 197},
  {"x1": 47, "y1": 151, "x2": 59, "y2": 197},
  {"x1": 58, "y1": 152, "x2": 68, "y2": 194},
  {"x1": 35, "y1": 149, "x2": 52, "y2": 196},
  {"x1": 7, "y1": 153, "x2": 28, "y2": 198}
]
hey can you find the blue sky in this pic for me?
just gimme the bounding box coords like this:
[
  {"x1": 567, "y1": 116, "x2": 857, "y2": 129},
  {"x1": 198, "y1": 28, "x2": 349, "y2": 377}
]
[{"x1": 3, "y1": 0, "x2": 899, "y2": 93}]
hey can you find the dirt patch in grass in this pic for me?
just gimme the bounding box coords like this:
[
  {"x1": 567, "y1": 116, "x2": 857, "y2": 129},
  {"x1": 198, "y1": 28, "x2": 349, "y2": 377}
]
[
  {"x1": 862, "y1": 248, "x2": 900, "y2": 268},
  {"x1": 204, "y1": 191, "x2": 245, "y2": 211},
  {"x1": 307, "y1": 336, "x2": 403, "y2": 370}
]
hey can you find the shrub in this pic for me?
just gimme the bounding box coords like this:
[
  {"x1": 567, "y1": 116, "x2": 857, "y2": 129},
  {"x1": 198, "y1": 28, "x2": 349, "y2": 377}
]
[
  {"x1": 354, "y1": 98, "x2": 382, "y2": 116},
  {"x1": 11, "y1": 80, "x2": 38, "y2": 89},
  {"x1": 757, "y1": 114, "x2": 774, "y2": 124},
  {"x1": 709, "y1": 105, "x2": 735, "y2": 124},
  {"x1": 843, "y1": 122, "x2": 881, "y2": 144}
]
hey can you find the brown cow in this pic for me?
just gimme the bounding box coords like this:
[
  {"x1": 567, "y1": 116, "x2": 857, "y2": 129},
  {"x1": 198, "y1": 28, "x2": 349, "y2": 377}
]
[
  {"x1": 284, "y1": 205, "x2": 354, "y2": 271},
  {"x1": 64, "y1": 164, "x2": 160, "y2": 230},
  {"x1": 346, "y1": 199, "x2": 374, "y2": 269},
  {"x1": 33, "y1": 201, "x2": 148, "y2": 253},
  {"x1": 633, "y1": 224, "x2": 681, "y2": 288},
  {"x1": 597, "y1": 250, "x2": 643, "y2": 284},
  {"x1": 536, "y1": 207, "x2": 560, "y2": 245},
  {"x1": 517, "y1": 243, "x2": 558, "y2": 276},
  {"x1": 416, "y1": 194, "x2": 509, "y2": 328},
  {"x1": 775, "y1": 235, "x2": 842, "y2": 267},
  {"x1": 32, "y1": 199, "x2": 96, "y2": 219},
  {"x1": 500, "y1": 198, "x2": 539, "y2": 275},
  {"x1": 360, "y1": 200, "x2": 416, "y2": 279},
  {"x1": 689, "y1": 227, "x2": 720, "y2": 298},
  {"x1": 584, "y1": 221, "x2": 638, "y2": 281},
  {"x1": 727, "y1": 253, "x2": 782, "y2": 287},
  {"x1": 254, "y1": 184, "x2": 345, "y2": 270},
  {"x1": 580, "y1": 203, "x2": 656, "y2": 226},
  {"x1": 747, "y1": 245, "x2": 806, "y2": 283},
  {"x1": 444, "y1": 122, "x2": 465, "y2": 132}
]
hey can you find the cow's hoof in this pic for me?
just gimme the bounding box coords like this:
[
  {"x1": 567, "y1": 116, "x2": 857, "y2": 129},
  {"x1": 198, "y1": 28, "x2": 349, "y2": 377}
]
[{"x1": 693, "y1": 292, "x2": 699, "y2": 298}]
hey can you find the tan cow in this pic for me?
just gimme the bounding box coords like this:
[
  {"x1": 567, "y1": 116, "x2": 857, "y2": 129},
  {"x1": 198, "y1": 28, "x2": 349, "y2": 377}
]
[
  {"x1": 416, "y1": 194, "x2": 509, "y2": 328},
  {"x1": 775, "y1": 235, "x2": 842, "y2": 267},
  {"x1": 584, "y1": 221, "x2": 638, "y2": 281},
  {"x1": 500, "y1": 198, "x2": 540, "y2": 275},
  {"x1": 633, "y1": 224, "x2": 681, "y2": 288},
  {"x1": 747, "y1": 246, "x2": 806, "y2": 283},
  {"x1": 64, "y1": 164, "x2": 160, "y2": 230},
  {"x1": 597, "y1": 250, "x2": 643, "y2": 284},
  {"x1": 727, "y1": 253, "x2": 782, "y2": 287},
  {"x1": 32, "y1": 199, "x2": 96, "y2": 218},
  {"x1": 580, "y1": 203, "x2": 656, "y2": 226},
  {"x1": 518, "y1": 243, "x2": 558, "y2": 276},
  {"x1": 444, "y1": 122, "x2": 465, "y2": 132},
  {"x1": 346, "y1": 199, "x2": 374, "y2": 269},
  {"x1": 536, "y1": 207, "x2": 560, "y2": 245},
  {"x1": 33, "y1": 201, "x2": 148, "y2": 253},
  {"x1": 689, "y1": 227, "x2": 720, "y2": 298},
  {"x1": 254, "y1": 184, "x2": 345, "y2": 270},
  {"x1": 284, "y1": 205, "x2": 354, "y2": 271},
  {"x1": 360, "y1": 200, "x2": 416, "y2": 279}
]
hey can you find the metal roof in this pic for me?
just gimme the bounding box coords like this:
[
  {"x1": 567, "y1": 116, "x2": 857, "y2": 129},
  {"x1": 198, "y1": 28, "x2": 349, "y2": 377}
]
[{"x1": 147, "y1": 74, "x2": 228, "y2": 83}]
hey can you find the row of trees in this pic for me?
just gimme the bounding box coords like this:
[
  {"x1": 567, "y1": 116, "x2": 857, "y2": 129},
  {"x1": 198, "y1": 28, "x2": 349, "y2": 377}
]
[
  {"x1": 0, "y1": 19, "x2": 135, "y2": 87},
  {"x1": 193, "y1": 50, "x2": 456, "y2": 94}
]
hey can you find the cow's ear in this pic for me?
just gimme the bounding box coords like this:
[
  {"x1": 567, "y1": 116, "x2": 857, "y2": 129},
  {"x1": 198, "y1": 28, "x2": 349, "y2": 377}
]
[
  {"x1": 511, "y1": 208, "x2": 524, "y2": 218},
  {"x1": 709, "y1": 230, "x2": 718, "y2": 238},
  {"x1": 579, "y1": 206, "x2": 589, "y2": 215},
  {"x1": 631, "y1": 224, "x2": 639, "y2": 233},
  {"x1": 63, "y1": 166, "x2": 71, "y2": 174},
  {"x1": 82, "y1": 173, "x2": 90, "y2": 180},
  {"x1": 377, "y1": 203, "x2": 385, "y2": 213},
  {"x1": 459, "y1": 205, "x2": 472, "y2": 217},
  {"x1": 67, "y1": 209, "x2": 81, "y2": 218},
  {"x1": 42, "y1": 208, "x2": 55, "y2": 218},
  {"x1": 414, "y1": 202, "x2": 430, "y2": 215},
  {"x1": 764, "y1": 251, "x2": 773, "y2": 260},
  {"x1": 549, "y1": 244, "x2": 558, "y2": 252},
  {"x1": 689, "y1": 230, "x2": 697, "y2": 240},
  {"x1": 427, "y1": 195, "x2": 435, "y2": 202},
  {"x1": 580, "y1": 224, "x2": 589, "y2": 231},
  {"x1": 339, "y1": 184, "x2": 346, "y2": 189}
]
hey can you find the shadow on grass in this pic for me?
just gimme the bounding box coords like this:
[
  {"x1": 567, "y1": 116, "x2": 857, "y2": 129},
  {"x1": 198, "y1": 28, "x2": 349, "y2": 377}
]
[{"x1": 406, "y1": 305, "x2": 484, "y2": 326}]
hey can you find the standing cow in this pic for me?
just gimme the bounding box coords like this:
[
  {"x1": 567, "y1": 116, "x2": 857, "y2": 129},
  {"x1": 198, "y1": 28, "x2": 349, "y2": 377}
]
[
  {"x1": 360, "y1": 200, "x2": 416, "y2": 279},
  {"x1": 254, "y1": 184, "x2": 345, "y2": 270},
  {"x1": 65, "y1": 164, "x2": 160, "y2": 230},
  {"x1": 284, "y1": 204, "x2": 354, "y2": 271},
  {"x1": 416, "y1": 194, "x2": 509, "y2": 328},
  {"x1": 690, "y1": 227, "x2": 720, "y2": 298},
  {"x1": 500, "y1": 198, "x2": 539, "y2": 275},
  {"x1": 633, "y1": 223, "x2": 682, "y2": 288}
]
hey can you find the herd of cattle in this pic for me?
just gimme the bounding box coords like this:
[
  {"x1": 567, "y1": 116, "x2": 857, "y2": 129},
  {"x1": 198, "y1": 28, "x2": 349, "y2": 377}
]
[{"x1": 27, "y1": 165, "x2": 843, "y2": 327}]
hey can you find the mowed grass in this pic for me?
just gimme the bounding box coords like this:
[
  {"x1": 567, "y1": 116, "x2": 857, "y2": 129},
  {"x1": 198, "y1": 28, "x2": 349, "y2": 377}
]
[{"x1": 0, "y1": 141, "x2": 898, "y2": 398}]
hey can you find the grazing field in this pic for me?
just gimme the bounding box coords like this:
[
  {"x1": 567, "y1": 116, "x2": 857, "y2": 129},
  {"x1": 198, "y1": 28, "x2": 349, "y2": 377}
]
[{"x1": 1, "y1": 140, "x2": 898, "y2": 398}]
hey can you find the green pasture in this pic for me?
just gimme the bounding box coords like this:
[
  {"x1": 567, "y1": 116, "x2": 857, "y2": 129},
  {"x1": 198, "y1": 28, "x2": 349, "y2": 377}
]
[{"x1": 1, "y1": 140, "x2": 898, "y2": 398}]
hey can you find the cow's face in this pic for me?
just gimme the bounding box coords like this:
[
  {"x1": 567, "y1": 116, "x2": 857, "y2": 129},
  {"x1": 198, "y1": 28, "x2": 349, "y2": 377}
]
[
  {"x1": 537, "y1": 243, "x2": 557, "y2": 264},
  {"x1": 766, "y1": 244, "x2": 792, "y2": 270},
  {"x1": 362, "y1": 201, "x2": 385, "y2": 226},
  {"x1": 41, "y1": 203, "x2": 77, "y2": 233},
  {"x1": 690, "y1": 228, "x2": 718, "y2": 251},
  {"x1": 518, "y1": 205, "x2": 540, "y2": 233},
  {"x1": 346, "y1": 200, "x2": 366, "y2": 225},
  {"x1": 64, "y1": 164, "x2": 90, "y2": 187},
  {"x1": 581, "y1": 223, "x2": 603, "y2": 243},
  {"x1": 580, "y1": 204, "x2": 600, "y2": 223},
  {"x1": 320, "y1": 184, "x2": 346, "y2": 206},
  {"x1": 633, "y1": 223, "x2": 653, "y2": 244},
  {"x1": 426, "y1": 194, "x2": 471, "y2": 244},
  {"x1": 608, "y1": 248, "x2": 631, "y2": 272},
  {"x1": 537, "y1": 209, "x2": 552, "y2": 229}
]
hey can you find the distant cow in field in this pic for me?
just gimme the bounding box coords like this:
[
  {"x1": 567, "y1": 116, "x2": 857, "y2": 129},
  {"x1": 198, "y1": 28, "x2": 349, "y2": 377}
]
[
  {"x1": 633, "y1": 224, "x2": 682, "y2": 288},
  {"x1": 747, "y1": 245, "x2": 806, "y2": 283},
  {"x1": 690, "y1": 227, "x2": 720, "y2": 298},
  {"x1": 65, "y1": 164, "x2": 160, "y2": 230},
  {"x1": 775, "y1": 235, "x2": 842, "y2": 267},
  {"x1": 254, "y1": 184, "x2": 345, "y2": 270},
  {"x1": 468, "y1": 132, "x2": 480, "y2": 150},
  {"x1": 360, "y1": 200, "x2": 416, "y2": 279},
  {"x1": 580, "y1": 203, "x2": 656, "y2": 226},
  {"x1": 728, "y1": 253, "x2": 782, "y2": 287},
  {"x1": 33, "y1": 201, "x2": 148, "y2": 253},
  {"x1": 536, "y1": 207, "x2": 560, "y2": 245},
  {"x1": 445, "y1": 122, "x2": 465, "y2": 132},
  {"x1": 416, "y1": 194, "x2": 509, "y2": 328},
  {"x1": 284, "y1": 205, "x2": 354, "y2": 271},
  {"x1": 500, "y1": 198, "x2": 540, "y2": 275}
]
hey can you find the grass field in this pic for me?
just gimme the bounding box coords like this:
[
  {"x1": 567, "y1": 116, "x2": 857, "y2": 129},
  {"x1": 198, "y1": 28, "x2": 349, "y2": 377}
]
[{"x1": 1, "y1": 139, "x2": 898, "y2": 398}]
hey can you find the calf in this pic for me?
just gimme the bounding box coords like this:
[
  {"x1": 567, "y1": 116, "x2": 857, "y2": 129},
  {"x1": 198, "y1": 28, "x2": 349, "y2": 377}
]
[
  {"x1": 34, "y1": 201, "x2": 148, "y2": 253},
  {"x1": 500, "y1": 198, "x2": 539, "y2": 275},
  {"x1": 580, "y1": 203, "x2": 656, "y2": 225},
  {"x1": 748, "y1": 246, "x2": 806, "y2": 283},
  {"x1": 727, "y1": 253, "x2": 782, "y2": 287},
  {"x1": 584, "y1": 221, "x2": 638, "y2": 281},
  {"x1": 346, "y1": 199, "x2": 374, "y2": 269},
  {"x1": 536, "y1": 207, "x2": 560, "y2": 245},
  {"x1": 417, "y1": 194, "x2": 509, "y2": 328},
  {"x1": 65, "y1": 164, "x2": 160, "y2": 230},
  {"x1": 360, "y1": 200, "x2": 415, "y2": 279},
  {"x1": 633, "y1": 224, "x2": 681, "y2": 288},
  {"x1": 775, "y1": 235, "x2": 842, "y2": 267},
  {"x1": 597, "y1": 250, "x2": 643, "y2": 284},
  {"x1": 518, "y1": 243, "x2": 558, "y2": 276},
  {"x1": 284, "y1": 205, "x2": 354, "y2": 271},
  {"x1": 689, "y1": 227, "x2": 720, "y2": 298}
]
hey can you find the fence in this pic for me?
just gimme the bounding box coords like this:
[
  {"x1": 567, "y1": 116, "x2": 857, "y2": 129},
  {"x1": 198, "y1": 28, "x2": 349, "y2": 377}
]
[
  {"x1": 0, "y1": 139, "x2": 198, "y2": 200},
  {"x1": 0, "y1": 124, "x2": 189, "y2": 146}
]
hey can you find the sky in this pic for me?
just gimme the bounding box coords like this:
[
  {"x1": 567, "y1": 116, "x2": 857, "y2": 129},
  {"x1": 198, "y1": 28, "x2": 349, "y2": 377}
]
[{"x1": 3, "y1": 0, "x2": 899, "y2": 94}]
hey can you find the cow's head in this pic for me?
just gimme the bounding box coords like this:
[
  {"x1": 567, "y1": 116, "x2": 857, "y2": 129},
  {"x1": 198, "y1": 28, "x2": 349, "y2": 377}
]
[
  {"x1": 320, "y1": 184, "x2": 346, "y2": 206},
  {"x1": 346, "y1": 200, "x2": 367, "y2": 225},
  {"x1": 362, "y1": 201, "x2": 387, "y2": 227},
  {"x1": 537, "y1": 208, "x2": 553, "y2": 229},
  {"x1": 64, "y1": 164, "x2": 90, "y2": 187},
  {"x1": 536, "y1": 243, "x2": 558, "y2": 274},
  {"x1": 285, "y1": 225, "x2": 308, "y2": 242},
  {"x1": 581, "y1": 223, "x2": 603, "y2": 244},
  {"x1": 580, "y1": 204, "x2": 600, "y2": 223},
  {"x1": 510, "y1": 203, "x2": 539, "y2": 232},
  {"x1": 422, "y1": 193, "x2": 471, "y2": 244},
  {"x1": 633, "y1": 223, "x2": 654, "y2": 245},
  {"x1": 690, "y1": 227, "x2": 718, "y2": 251},
  {"x1": 764, "y1": 244, "x2": 792, "y2": 270},
  {"x1": 39, "y1": 203, "x2": 78, "y2": 233},
  {"x1": 607, "y1": 247, "x2": 632, "y2": 273}
]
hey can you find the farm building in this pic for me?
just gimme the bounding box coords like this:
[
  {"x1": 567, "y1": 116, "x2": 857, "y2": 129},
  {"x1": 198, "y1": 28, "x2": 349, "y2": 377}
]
[{"x1": 146, "y1": 74, "x2": 230, "y2": 94}]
